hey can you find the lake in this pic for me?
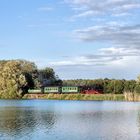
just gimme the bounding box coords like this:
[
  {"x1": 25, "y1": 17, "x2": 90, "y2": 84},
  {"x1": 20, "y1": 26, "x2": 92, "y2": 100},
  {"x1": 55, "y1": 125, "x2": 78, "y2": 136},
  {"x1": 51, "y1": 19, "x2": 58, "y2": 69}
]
[{"x1": 0, "y1": 100, "x2": 140, "y2": 140}]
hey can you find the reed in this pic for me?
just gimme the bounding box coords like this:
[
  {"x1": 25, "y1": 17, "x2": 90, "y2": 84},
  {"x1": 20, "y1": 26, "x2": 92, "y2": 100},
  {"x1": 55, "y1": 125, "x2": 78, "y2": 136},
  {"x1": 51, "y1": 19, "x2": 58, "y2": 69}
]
[{"x1": 124, "y1": 92, "x2": 140, "y2": 101}]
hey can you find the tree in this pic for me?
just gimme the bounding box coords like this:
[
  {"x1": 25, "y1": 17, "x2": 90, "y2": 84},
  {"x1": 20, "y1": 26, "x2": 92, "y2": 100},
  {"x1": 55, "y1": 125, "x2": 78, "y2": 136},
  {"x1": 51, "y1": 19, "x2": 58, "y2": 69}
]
[
  {"x1": 0, "y1": 60, "x2": 38, "y2": 98},
  {"x1": 124, "y1": 80, "x2": 136, "y2": 92},
  {"x1": 0, "y1": 61, "x2": 27, "y2": 98},
  {"x1": 39, "y1": 67, "x2": 55, "y2": 80},
  {"x1": 113, "y1": 80, "x2": 125, "y2": 94},
  {"x1": 38, "y1": 67, "x2": 59, "y2": 86},
  {"x1": 135, "y1": 75, "x2": 140, "y2": 94}
]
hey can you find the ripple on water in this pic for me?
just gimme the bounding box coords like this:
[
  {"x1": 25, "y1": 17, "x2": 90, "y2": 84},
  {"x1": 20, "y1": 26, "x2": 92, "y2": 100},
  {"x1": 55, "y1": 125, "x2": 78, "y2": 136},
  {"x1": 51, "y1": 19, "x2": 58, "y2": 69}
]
[{"x1": 0, "y1": 100, "x2": 140, "y2": 140}]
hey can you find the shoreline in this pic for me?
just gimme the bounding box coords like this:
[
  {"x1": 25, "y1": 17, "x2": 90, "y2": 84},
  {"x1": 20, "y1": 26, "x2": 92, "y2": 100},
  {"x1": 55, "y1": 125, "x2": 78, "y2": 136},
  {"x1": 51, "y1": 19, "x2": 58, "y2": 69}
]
[{"x1": 23, "y1": 93, "x2": 125, "y2": 101}]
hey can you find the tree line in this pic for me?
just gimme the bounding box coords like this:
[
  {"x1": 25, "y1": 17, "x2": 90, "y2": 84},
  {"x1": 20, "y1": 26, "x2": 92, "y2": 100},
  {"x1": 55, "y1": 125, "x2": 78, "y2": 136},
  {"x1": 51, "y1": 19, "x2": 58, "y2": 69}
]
[
  {"x1": 0, "y1": 59, "x2": 140, "y2": 99},
  {"x1": 63, "y1": 78, "x2": 140, "y2": 94}
]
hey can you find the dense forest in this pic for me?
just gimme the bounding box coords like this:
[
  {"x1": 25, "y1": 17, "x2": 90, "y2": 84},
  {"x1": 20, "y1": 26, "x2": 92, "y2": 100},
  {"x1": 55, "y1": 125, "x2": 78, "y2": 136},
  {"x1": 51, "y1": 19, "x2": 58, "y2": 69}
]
[{"x1": 0, "y1": 59, "x2": 140, "y2": 99}]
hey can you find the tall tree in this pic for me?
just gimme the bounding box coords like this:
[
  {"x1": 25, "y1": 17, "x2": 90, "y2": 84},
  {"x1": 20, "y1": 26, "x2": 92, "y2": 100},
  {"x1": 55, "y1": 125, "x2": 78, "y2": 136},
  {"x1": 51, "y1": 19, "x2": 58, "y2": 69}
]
[{"x1": 0, "y1": 60, "x2": 38, "y2": 98}]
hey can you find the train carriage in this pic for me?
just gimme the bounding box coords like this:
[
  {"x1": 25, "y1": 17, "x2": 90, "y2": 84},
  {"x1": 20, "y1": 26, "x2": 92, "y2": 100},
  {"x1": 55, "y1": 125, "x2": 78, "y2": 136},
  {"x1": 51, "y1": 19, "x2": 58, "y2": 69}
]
[
  {"x1": 62, "y1": 86, "x2": 79, "y2": 93},
  {"x1": 44, "y1": 86, "x2": 60, "y2": 93},
  {"x1": 28, "y1": 89, "x2": 42, "y2": 94}
]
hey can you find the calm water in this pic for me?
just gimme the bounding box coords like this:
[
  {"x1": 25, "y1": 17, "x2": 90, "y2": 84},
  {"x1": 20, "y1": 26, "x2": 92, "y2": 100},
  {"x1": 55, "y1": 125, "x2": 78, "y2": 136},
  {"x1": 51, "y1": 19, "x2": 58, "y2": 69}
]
[{"x1": 0, "y1": 100, "x2": 140, "y2": 140}]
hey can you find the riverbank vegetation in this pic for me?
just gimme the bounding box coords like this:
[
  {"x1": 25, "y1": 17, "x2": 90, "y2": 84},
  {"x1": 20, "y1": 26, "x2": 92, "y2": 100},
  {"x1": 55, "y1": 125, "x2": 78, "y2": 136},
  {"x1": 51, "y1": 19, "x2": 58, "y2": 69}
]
[
  {"x1": 1, "y1": 59, "x2": 140, "y2": 101},
  {"x1": 23, "y1": 94, "x2": 125, "y2": 101}
]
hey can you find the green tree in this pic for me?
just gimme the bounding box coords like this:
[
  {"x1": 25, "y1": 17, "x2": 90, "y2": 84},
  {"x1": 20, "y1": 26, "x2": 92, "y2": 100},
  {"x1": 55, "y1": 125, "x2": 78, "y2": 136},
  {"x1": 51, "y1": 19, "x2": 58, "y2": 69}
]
[
  {"x1": 0, "y1": 61, "x2": 27, "y2": 98},
  {"x1": 38, "y1": 67, "x2": 62, "y2": 86},
  {"x1": 0, "y1": 60, "x2": 38, "y2": 98},
  {"x1": 124, "y1": 80, "x2": 136, "y2": 92},
  {"x1": 39, "y1": 67, "x2": 55, "y2": 79},
  {"x1": 135, "y1": 75, "x2": 140, "y2": 94}
]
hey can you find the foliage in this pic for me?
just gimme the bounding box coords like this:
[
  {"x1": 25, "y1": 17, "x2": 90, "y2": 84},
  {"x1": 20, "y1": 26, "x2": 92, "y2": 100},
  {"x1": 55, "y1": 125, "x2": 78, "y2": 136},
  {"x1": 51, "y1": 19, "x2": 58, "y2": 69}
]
[
  {"x1": 0, "y1": 60, "x2": 27, "y2": 98},
  {"x1": 135, "y1": 84, "x2": 140, "y2": 94},
  {"x1": 0, "y1": 60, "x2": 38, "y2": 98},
  {"x1": 124, "y1": 80, "x2": 136, "y2": 92},
  {"x1": 112, "y1": 80, "x2": 125, "y2": 94},
  {"x1": 39, "y1": 67, "x2": 55, "y2": 80},
  {"x1": 134, "y1": 75, "x2": 140, "y2": 94},
  {"x1": 38, "y1": 67, "x2": 62, "y2": 86},
  {"x1": 63, "y1": 79, "x2": 136, "y2": 94}
]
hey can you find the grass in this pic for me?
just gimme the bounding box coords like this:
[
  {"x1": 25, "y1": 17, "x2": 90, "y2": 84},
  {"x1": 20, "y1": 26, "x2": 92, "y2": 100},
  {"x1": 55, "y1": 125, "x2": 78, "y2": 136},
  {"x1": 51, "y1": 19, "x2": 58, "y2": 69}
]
[{"x1": 23, "y1": 93, "x2": 125, "y2": 101}]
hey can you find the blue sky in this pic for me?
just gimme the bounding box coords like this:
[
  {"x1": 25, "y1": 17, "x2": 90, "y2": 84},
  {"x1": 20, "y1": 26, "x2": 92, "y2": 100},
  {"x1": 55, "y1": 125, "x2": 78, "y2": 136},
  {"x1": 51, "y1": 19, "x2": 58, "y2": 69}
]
[{"x1": 0, "y1": 0, "x2": 140, "y2": 79}]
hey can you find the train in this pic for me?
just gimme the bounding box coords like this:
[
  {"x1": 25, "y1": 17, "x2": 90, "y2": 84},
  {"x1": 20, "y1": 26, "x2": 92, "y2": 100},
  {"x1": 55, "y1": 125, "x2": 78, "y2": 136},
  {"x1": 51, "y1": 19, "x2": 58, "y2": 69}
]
[{"x1": 28, "y1": 86, "x2": 103, "y2": 94}]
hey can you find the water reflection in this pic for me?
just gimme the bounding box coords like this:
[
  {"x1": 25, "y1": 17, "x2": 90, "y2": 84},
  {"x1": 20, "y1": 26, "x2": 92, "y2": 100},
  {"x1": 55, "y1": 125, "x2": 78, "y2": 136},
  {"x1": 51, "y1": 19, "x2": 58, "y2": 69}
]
[
  {"x1": 0, "y1": 107, "x2": 57, "y2": 139},
  {"x1": 0, "y1": 100, "x2": 140, "y2": 140},
  {"x1": 137, "y1": 111, "x2": 140, "y2": 135}
]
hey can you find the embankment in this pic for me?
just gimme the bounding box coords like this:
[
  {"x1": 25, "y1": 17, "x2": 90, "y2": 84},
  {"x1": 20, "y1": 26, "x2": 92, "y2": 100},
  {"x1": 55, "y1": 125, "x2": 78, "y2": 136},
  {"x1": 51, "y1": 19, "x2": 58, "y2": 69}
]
[{"x1": 23, "y1": 94, "x2": 125, "y2": 101}]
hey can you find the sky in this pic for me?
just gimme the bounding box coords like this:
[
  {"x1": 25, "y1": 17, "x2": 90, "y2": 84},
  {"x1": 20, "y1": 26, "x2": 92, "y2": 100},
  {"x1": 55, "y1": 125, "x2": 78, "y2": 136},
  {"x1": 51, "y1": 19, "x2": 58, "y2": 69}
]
[{"x1": 0, "y1": 0, "x2": 140, "y2": 80}]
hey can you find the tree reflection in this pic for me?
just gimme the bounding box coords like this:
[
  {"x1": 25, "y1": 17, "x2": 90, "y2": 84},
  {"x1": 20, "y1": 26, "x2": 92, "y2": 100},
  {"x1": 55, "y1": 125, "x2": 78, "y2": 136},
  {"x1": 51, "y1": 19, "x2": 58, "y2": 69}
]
[
  {"x1": 0, "y1": 107, "x2": 57, "y2": 138},
  {"x1": 137, "y1": 111, "x2": 140, "y2": 134}
]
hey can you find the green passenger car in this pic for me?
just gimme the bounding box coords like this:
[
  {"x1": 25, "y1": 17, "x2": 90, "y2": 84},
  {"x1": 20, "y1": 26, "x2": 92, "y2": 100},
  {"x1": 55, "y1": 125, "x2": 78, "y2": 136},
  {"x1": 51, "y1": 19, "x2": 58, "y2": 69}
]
[
  {"x1": 44, "y1": 87, "x2": 60, "y2": 93},
  {"x1": 62, "y1": 86, "x2": 79, "y2": 93},
  {"x1": 28, "y1": 89, "x2": 42, "y2": 93}
]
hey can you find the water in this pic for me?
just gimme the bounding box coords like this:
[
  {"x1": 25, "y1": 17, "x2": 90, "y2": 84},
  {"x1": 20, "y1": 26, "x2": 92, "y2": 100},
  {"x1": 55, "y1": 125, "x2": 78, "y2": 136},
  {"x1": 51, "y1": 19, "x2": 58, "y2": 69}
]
[{"x1": 0, "y1": 100, "x2": 140, "y2": 140}]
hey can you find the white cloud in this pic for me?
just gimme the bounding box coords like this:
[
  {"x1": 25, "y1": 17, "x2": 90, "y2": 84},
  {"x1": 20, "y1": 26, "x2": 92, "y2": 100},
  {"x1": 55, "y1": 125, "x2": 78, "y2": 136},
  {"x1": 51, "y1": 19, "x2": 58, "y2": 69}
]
[
  {"x1": 48, "y1": 45, "x2": 140, "y2": 67},
  {"x1": 65, "y1": 0, "x2": 140, "y2": 18},
  {"x1": 74, "y1": 24, "x2": 140, "y2": 49}
]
